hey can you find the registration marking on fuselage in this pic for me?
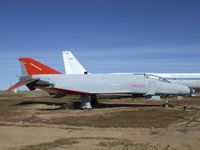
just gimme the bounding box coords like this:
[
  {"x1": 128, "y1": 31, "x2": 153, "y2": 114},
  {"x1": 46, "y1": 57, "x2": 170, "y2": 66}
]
[{"x1": 131, "y1": 85, "x2": 145, "y2": 88}]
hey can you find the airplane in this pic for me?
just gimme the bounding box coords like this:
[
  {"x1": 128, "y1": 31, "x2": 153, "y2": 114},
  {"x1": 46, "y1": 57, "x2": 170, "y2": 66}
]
[
  {"x1": 62, "y1": 51, "x2": 200, "y2": 91},
  {"x1": 6, "y1": 57, "x2": 194, "y2": 109}
]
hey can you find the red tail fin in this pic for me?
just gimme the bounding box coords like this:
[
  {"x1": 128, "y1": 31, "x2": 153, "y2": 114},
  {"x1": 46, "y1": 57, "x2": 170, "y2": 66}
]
[{"x1": 19, "y1": 58, "x2": 62, "y2": 75}]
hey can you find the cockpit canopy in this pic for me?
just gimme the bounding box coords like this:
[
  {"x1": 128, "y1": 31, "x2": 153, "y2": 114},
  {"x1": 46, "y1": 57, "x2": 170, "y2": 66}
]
[{"x1": 133, "y1": 73, "x2": 171, "y2": 83}]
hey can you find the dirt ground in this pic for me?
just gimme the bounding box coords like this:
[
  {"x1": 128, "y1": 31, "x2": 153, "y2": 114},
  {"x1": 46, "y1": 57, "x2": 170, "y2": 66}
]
[{"x1": 0, "y1": 92, "x2": 200, "y2": 150}]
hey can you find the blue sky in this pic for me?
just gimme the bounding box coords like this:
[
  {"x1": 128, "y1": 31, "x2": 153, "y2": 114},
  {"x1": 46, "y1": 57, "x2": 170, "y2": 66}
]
[{"x1": 0, "y1": 0, "x2": 200, "y2": 90}]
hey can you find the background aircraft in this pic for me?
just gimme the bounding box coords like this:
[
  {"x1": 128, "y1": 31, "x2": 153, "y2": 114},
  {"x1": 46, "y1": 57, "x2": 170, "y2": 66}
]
[
  {"x1": 63, "y1": 51, "x2": 200, "y2": 92},
  {"x1": 151, "y1": 73, "x2": 200, "y2": 91},
  {"x1": 6, "y1": 57, "x2": 194, "y2": 109}
]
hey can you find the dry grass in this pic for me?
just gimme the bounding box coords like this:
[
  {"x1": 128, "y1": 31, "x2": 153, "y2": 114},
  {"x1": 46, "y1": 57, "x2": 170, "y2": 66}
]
[
  {"x1": 0, "y1": 91, "x2": 197, "y2": 128},
  {"x1": 10, "y1": 138, "x2": 79, "y2": 150},
  {"x1": 11, "y1": 137, "x2": 173, "y2": 150},
  {"x1": 55, "y1": 108, "x2": 189, "y2": 128},
  {"x1": 97, "y1": 140, "x2": 170, "y2": 150}
]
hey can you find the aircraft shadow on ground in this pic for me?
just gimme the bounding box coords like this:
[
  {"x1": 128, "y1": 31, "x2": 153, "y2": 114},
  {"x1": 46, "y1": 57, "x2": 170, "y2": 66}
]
[
  {"x1": 14, "y1": 101, "x2": 163, "y2": 110},
  {"x1": 95, "y1": 103, "x2": 163, "y2": 109},
  {"x1": 14, "y1": 101, "x2": 68, "y2": 110}
]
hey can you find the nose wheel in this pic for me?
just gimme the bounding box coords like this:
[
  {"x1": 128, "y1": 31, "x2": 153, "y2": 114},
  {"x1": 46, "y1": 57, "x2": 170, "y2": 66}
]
[
  {"x1": 163, "y1": 96, "x2": 169, "y2": 107},
  {"x1": 163, "y1": 95, "x2": 173, "y2": 108}
]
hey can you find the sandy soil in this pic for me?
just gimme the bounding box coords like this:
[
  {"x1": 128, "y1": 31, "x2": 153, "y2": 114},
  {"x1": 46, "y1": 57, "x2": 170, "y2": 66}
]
[{"x1": 0, "y1": 121, "x2": 200, "y2": 150}]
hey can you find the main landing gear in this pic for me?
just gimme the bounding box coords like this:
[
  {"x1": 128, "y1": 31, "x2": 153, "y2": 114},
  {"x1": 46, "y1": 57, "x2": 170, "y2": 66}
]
[
  {"x1": 80, "y1": 95, "x2": 92, "y2": 109},
  {"x1": 80, "y1": 94, "x2": 98, "y2": 109},
  {"x1": 91, "y1": 94, "x2": 98, "y2": 107}
]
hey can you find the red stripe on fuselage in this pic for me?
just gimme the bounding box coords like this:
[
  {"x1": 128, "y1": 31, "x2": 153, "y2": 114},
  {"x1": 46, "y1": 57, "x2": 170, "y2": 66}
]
[{"x1": 131, "y1": 85, "x2": 145, "y2": 88}]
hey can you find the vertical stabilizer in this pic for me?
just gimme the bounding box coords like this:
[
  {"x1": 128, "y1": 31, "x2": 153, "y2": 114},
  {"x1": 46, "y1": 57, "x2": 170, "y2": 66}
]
[
  {"x1": 20, "y1": 60, "x2": 28, "y2": 75},
  {"x1": 62, "y1": 51, "x2": 88, "y2": 74},
  {"x1": 18, "y1": 58, "x2": 62, "y2": 75}
]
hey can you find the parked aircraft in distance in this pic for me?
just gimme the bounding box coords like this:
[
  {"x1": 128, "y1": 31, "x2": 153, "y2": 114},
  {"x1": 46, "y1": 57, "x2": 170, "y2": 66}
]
[
  {"x1": 151, "y1": 73, "x2": 200, "y2": 91},
  {"x1": 7, "y1": 57, "x2": 194, "y2": 109},
  {"x1": 62, "y1": 51, "x2": 200, "y2": 91}
]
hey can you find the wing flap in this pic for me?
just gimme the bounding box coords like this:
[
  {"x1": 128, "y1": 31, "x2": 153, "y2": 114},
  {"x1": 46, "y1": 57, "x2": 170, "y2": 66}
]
[{"x1": 36, "y1": 87, "x2": 92, "y2": 95}]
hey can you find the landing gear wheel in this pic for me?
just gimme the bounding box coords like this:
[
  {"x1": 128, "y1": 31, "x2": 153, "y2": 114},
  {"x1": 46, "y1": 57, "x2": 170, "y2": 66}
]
[
  {"x1": 80, "y1": 94, "x2": 92, "y2": 109},
  {"x1": 91, "y1": 94, "x2": 98, "y2": 108},
  {"x1": 163, "y1": 103, "x2": 169, "y2": 108}
]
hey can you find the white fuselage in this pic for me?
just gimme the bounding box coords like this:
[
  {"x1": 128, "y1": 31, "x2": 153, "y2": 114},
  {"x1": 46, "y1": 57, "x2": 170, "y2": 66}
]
[{"x1": 32, "y1": 73, "x2": 192, "y2": 96}]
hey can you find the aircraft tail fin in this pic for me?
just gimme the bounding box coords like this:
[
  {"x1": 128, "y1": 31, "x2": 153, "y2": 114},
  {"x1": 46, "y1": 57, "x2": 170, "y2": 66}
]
[
  {"x1": 62, "y1": 51, "x2": 88, "y2": 74},
  {"x1": 18, "y1": 58, "x2": 62, "y2": 75}
]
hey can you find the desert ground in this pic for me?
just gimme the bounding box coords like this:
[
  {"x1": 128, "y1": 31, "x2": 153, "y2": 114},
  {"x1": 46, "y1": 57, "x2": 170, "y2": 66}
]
[{"x1": 0, "y1": 91, "x2": 200, "y2": 150}]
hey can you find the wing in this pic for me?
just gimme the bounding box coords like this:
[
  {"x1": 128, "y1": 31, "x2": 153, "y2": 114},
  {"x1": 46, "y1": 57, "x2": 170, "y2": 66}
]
[{"x1": 36, "y1": 86, "x2": 92, "y2": 95}]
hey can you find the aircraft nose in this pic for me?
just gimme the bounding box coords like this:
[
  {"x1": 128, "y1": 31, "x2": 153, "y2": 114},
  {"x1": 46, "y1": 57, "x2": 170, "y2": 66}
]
[
  {"x1": 178, "y1": 85, "x2": 195, "y2": 96},
  {"x1": 189, "y1": 88, "x2": 195, "y2": 95}
]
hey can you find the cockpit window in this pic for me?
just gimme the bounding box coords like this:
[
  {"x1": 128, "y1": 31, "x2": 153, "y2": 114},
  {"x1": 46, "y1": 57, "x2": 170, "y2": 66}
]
[
  {"x1": 133, "y1": 73, "x2": 171, "y2": 83},
  {"x1": 146, "y1": 74, "x2": 171, "y2": 83}
]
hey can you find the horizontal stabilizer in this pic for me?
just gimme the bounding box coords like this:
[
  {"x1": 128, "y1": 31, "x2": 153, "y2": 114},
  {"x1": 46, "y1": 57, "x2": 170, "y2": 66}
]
[
  {"x1": 6, "y1": 79, "x2": 38, "y2": 92},
  {"x1": 6, "y1": 82, "x2": 28, "y2": 91}
]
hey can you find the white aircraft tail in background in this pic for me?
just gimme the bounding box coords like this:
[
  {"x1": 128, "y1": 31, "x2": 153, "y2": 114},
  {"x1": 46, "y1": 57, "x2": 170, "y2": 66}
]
[{"x1": 62, "y1": 51, "x2": 88, "y2": 74}]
